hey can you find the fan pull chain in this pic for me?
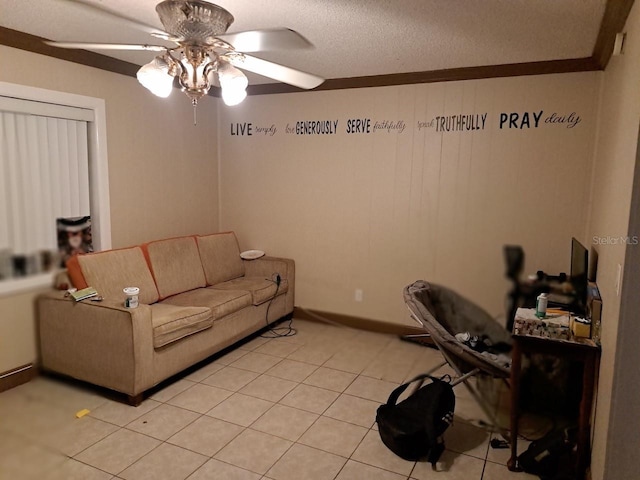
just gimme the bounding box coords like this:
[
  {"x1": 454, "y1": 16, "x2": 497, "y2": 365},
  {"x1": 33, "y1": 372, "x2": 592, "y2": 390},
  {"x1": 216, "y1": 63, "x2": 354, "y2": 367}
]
[{"x1": 192, "y1": 99, "x2": 198, "y2": 126}]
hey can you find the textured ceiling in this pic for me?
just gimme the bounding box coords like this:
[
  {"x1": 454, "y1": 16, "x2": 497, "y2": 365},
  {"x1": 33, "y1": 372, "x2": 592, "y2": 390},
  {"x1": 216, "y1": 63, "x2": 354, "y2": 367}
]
[{"x1": 0, "y1": 0, "x2": 607, "y2": 84}]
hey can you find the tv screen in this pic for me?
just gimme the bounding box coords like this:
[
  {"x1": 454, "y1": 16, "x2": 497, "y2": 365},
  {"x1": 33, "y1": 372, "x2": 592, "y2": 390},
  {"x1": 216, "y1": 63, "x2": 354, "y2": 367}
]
[{"x1": 571, "y1": 237, "x2": 589, "y2": 314}]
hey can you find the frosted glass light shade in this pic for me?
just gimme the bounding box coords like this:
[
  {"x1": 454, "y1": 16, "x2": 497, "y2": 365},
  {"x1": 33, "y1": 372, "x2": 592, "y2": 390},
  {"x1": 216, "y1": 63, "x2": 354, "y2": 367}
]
[
  {"x1": 221, "y1": 87, "x2": 247, "y2": 106},
  {"x1": 137, "y1": 56, "x2": 175, "y2": 98},
  {"x1": 218, "y1": 61, "x2": 249, "y2": 91},
  {"x1": 218, "y1": 60, "x2": 248, "y2": 106}
]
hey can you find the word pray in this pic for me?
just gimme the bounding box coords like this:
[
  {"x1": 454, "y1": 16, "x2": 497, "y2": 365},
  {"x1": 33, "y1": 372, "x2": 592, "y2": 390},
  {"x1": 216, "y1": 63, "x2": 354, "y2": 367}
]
[{"x1": 499, "y1": 111, "x2": 543, "y2": 129}]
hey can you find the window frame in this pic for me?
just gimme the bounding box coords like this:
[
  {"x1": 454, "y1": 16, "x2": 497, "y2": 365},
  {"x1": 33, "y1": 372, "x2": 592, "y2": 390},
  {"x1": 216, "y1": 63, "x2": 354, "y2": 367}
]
[{"x1": 0, "y1": 81, "x2": 111, "y2": 296}]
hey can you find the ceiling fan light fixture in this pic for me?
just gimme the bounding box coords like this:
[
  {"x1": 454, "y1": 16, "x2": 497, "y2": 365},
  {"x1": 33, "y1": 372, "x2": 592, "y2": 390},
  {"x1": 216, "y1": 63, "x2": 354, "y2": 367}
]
[
  {"x1": 218, "y1": 59, "x2": 248, "y2": 106},
  {"x1": 217, "y1": 60, "x2": 249, "y2": 91},
  {"x1": 175, "y1": 47, "x2": 217, "y2": 103},
  {"x1": 43, "y1": 0, "x2": 324, "y2": 116},
  {"x1": 136, "y1": 55, "x2": 176, "y2": 98},
  {"x1": 221, "y1": 87, "x2": 247, "y2": 106},
  {"x1": 156, "y1": 0, "x2": 234, "y2": 42}
]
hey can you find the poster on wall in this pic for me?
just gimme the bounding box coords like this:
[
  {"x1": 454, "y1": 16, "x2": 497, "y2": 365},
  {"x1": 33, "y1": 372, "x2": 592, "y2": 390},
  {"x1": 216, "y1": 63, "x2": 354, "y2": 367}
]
[{"x1": 57, "y1": 216, "x2": 93, "y2": 267}]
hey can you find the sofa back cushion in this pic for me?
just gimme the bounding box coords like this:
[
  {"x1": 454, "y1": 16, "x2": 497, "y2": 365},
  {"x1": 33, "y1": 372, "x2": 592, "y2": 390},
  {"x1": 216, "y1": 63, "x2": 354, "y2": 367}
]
[
  {"x1": 75, "y1": 247, "x2": 160, "y2": 304},
  {"x1": 142, "y1": 236, "x2": 206, "y2": 299},
  {"x1": 196, "y1": 232, "x2": 245, "y2": 286}
]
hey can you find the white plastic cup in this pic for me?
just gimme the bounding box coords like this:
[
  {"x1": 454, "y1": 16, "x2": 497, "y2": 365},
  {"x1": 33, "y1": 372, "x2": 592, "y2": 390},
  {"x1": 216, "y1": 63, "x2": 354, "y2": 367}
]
[{"x1": 123, "y1": 287, "x2": 140, "y2": 308}]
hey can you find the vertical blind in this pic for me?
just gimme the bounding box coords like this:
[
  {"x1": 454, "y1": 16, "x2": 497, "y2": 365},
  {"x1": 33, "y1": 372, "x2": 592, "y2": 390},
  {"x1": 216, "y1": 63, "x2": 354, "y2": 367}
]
[{"x1": 0, "y1": 110, "x2": 90, "y2": 255}]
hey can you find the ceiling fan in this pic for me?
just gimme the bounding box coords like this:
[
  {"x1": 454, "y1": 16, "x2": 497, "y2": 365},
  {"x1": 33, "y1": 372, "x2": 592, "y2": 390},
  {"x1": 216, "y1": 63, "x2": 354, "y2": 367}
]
[{"x1": 45, "y1": 0, "x2": 325, "y2": 112}]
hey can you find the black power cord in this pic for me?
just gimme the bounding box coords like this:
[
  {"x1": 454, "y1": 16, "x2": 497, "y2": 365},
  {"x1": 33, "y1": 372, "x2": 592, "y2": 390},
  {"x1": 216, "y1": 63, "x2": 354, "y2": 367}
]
[{"x1": 261, "y1": 273, "x2": 296, "y2": 338}]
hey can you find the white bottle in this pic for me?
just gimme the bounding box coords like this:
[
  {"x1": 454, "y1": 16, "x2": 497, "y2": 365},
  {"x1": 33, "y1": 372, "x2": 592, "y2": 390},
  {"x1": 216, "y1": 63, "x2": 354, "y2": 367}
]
[{"x1": 536, "y1": 293, "x2": 548, "y2": 318}]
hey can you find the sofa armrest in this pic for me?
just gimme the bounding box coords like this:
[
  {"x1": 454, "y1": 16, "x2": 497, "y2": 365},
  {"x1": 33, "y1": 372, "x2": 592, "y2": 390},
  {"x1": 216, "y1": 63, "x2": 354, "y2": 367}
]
[
  {"x1": 243, "y1": 256, "x2": 295, "y2": 314},
  {"x1": 38, "y1": 291, "x2": 155, "y2": 396},
  {"x1": 243, "y1": 256, "x2": 294, "y2": 281}
]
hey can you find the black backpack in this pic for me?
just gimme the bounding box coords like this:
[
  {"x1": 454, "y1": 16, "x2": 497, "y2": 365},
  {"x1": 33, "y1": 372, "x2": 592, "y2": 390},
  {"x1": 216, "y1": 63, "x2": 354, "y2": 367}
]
[
  {"x1": 376, "y1": 374, "x2": 455, "y2": 465},
  {"x1": 518, "y1": 426, "x2": 578, "y2": 478}
]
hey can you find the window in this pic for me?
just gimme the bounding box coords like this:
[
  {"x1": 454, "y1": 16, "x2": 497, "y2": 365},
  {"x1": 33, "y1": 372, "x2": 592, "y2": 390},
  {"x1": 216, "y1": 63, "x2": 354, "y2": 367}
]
[{"x1": 0, "y1": 82, "x2": 111, "y2": 295}]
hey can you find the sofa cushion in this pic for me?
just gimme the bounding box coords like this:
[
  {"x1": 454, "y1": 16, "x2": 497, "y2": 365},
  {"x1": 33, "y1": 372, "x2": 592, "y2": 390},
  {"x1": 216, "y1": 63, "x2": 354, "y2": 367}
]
[
  {"x1": 150, "y1": 303, "x2": 213, "y2": 348},
  {"x1": 211, "y1": 277, "x2": 288, "y2": 306},
  {"x1": 143, "y1": 236, "x2": 207, "y2": 300},
  {"x1": 161, "y1": 287, "x2": 252, "y2": 320},
  {"x1": 196, "y1": 232, "x2": 245, "y2": 286},
  {"x1": 76, "y1": 247, "x2": 160, "y2": 304}
]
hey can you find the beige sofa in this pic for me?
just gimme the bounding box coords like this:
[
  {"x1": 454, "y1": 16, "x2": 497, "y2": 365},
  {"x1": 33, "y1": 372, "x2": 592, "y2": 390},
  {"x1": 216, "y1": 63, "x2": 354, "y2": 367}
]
[{"x1": 37, "y1": 232, "x2": 294, "y2": 405}]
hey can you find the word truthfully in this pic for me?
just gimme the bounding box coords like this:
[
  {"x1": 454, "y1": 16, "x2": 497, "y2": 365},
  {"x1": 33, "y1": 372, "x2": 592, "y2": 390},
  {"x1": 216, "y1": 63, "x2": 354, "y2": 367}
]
[{"x1": 434, "y1": 114, "x2": 487, "y2": 132}]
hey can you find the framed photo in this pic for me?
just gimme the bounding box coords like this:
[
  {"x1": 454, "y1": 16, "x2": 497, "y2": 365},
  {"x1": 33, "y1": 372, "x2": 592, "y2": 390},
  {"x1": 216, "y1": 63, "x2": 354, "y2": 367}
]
[{"x1": 57, "y1": 216, "x2": 93, "y2": 267}]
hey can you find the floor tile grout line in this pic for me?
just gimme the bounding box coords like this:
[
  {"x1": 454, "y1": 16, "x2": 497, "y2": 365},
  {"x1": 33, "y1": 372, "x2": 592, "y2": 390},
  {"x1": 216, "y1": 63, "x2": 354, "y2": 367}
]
[
  {"x1": 166, "y1": 416, "x2": 247, "y2": 460},
  {"x1": 71, "y1": 426, "x2": 164, "y2": 477},
  {"x1": 260, "y1": 363, "x2": 322, "y2": 384},
  {"x1": 114, "y1": 439, "x2": 169, "y2": 478},
  {"x1": 71, "y1": 424, "x2": 125, "y2": 460},
  {"x1": 200, "y1": 454, "x2": 271, "y2": 478},
  {"x1": 131, "y1": 408, "x2": 205, "y2": 443},
  {"x1": 346, "y1": 427, "x2": 417, "y2": 477},
  {"x1": 67, "y1": 456, "x2": 116, "y2": 478}
]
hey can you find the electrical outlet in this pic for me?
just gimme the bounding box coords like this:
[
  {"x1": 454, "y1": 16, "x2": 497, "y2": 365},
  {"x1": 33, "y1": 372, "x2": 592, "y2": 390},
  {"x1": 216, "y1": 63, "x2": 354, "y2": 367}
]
[
  {"x1": 616, "y1": 263, "x2": 622, "y2": 296},
  {"x1": 355, "y1": 289, "x2": 363, "y2": 302}
]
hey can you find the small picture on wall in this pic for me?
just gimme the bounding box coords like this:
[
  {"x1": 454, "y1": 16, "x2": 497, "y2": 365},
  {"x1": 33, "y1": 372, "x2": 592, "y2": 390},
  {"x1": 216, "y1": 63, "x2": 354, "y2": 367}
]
[{"x1": 57, "y1": 216, "x2": 93, "y2": 267}]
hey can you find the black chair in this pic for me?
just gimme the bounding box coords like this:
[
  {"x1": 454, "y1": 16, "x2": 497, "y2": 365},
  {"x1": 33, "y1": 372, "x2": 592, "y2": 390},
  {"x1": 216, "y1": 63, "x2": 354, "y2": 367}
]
[{"x1": 403, "y1": 281, "x2": 512, "y2": 434}]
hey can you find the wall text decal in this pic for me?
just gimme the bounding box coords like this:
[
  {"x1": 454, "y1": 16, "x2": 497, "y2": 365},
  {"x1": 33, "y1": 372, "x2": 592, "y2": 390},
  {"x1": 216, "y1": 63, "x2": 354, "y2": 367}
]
[
  {"x1": 230, "y1": 122, "x2": 253, "y2": 136},
  {"x1": 435, "y1": 114, "x2": 488, "y2": 132},
  {"x1": 229, "y1": 110, "x2": 583, "y2": 137},
  {"x1": 545, "y1": 112, "x2": 581, "y2": 128},
  {"x1": 373, "y1": 120, "x2": 406, "y2": 134},
  {"x1": 285, "y1": 120, "x2": 339, "y2": 135},
  {"x1": 499, "y1": 111, "x2": 544, "y2": 129},
  {"x1": 346, "y1": 118, "x2": 371, "y2": 133}
]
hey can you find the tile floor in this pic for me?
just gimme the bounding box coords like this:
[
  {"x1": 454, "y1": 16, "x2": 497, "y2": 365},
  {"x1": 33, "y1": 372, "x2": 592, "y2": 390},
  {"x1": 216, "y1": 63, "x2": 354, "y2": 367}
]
[{"x1": 0, "y1": 319, "x2": 538, "y2": 480}]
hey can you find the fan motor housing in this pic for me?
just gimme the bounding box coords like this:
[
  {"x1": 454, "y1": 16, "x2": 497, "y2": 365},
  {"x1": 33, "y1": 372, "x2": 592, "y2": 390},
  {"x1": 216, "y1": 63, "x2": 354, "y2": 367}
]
[{"x1": 156, "y1": 0, "x2": 234, "y2": 42}]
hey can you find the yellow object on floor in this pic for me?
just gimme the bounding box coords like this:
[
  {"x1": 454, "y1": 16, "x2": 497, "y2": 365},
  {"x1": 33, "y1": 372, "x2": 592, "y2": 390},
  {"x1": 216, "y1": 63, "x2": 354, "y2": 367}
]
[{"x1": 75, "y1": 408, "x2": 90, "y2": 418}]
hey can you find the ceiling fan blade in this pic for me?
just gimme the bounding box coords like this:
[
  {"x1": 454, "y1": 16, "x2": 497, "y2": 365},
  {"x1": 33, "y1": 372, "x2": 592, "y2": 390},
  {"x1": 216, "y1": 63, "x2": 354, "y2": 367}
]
[
  {"x1": 55, "y1": 0, "x2": 169, "y2": 37},
  {"x1": 44, "y1": 41, "x2": 167, "y2": 52},
  {"x1": 217, "y1": 28, "x2": 313, "y2": 52},
  {"x1": 229, "y1": 54, "x2": 324, "y2": 90}
]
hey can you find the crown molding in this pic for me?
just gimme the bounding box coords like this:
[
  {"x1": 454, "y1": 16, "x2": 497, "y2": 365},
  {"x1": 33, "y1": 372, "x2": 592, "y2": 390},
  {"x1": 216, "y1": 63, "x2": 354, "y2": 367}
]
[
  {"x1": 593, "y1": 0, "x2": 635, "y2": 68},
  {"x1": 247, "y1": 57, "x2": 601, "y2": 96},
  {"x1": 0, "y1": 0, "x2": 634, "y2": 95},
  {"x1": 0, "y1": 26, "x2": 140, "y2": 78}
]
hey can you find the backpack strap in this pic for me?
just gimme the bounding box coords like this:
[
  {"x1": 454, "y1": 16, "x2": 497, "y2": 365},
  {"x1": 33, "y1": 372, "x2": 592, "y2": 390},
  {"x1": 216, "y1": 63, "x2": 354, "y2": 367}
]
[{"x1": 385, "y1": 373, "x2": 440, "y2": 406}]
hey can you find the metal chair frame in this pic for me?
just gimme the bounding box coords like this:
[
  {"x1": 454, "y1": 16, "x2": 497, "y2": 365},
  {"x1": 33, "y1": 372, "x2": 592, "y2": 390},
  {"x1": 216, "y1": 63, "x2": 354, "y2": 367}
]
[{"x1": 404, "y1": 281, "x2": 512, "y2": 437}]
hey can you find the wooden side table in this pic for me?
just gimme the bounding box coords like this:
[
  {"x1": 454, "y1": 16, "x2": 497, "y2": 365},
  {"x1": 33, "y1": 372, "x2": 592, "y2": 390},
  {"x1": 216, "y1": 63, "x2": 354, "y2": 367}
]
[{"x1": 508, "y1": 315, "x2": 600, "y2": 478}]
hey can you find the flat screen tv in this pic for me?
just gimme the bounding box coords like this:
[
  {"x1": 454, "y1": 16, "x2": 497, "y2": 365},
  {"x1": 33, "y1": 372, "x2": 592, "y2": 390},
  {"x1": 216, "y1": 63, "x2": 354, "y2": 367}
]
[{"x1": 571, "y1": 237, "x2": 589, "y2": 315}]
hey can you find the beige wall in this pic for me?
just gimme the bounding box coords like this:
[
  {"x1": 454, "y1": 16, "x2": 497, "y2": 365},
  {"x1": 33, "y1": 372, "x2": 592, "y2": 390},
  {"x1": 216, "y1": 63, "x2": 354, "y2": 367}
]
[
  {"x1": 0, "y1": 289, "x2": 48, "y2": 372},
  {"x1": 586, "y1": 2, "x2": 640, "y2": 478},
  {"x1": 219, "y1": 73, "x2": 599, "y2": 326},
  {"x1": 0, "y1": 46, "x2": 219, "y2": 371}
]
